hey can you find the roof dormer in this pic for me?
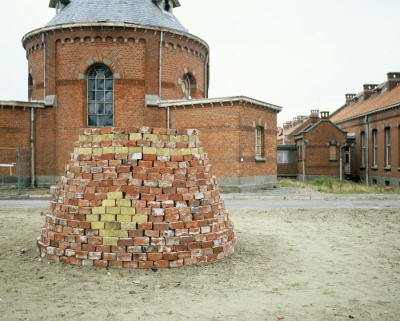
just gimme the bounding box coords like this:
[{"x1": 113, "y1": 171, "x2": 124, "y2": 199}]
[
  {"x1": 49, "y1": 0, "x2": 70, "y2": 14},
  {"x1": 153, "y1": 0, "x2": 181, "y2": 14}
]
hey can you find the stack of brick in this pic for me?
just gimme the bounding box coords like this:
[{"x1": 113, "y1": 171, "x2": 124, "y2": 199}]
[{"x1": 37, "y1": 126, "x2": 237, "y2": 268}]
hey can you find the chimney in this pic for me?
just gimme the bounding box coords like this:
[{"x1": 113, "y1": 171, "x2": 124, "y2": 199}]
[
  {"x1": 386, "y1": 72, "x2": 400, "y2": 91},
  {"x1": 283, "y1": 121, "x2": 292, "y2": 131},
  {"x1": 292, "y1": 117, "x2": 299, "y2": 127},
  {"x1": 320, "y1": 111, "x2": 330, "y2": 119},
  {"x1": 310, "y1": 110, "x2": 319, "y2": 123},
  {"x1": 345, "y1": 94, "x2": 356, "y2": 104},
  {"x1": 363, "y1": 84, "x2": 378, "y2": 100}
]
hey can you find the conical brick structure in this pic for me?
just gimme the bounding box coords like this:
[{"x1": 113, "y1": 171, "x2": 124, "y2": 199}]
[{"x1": 37, "y1": 127, "x2": 236, "y2": 268}]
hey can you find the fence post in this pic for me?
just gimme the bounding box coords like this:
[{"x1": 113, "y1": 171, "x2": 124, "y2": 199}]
[{"x1": 16, "y1": 148, "x2": 21, "y2": 196}]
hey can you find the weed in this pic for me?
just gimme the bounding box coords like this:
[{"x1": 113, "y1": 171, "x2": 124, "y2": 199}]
[
  {"x1": 40, "y1": 211, "x2": 45, "y2": 216},
  {"x1": 287, "y1": 282, "x2": 308, "y2": 290},
  {"x1": 348, "y1": 223, "x2": 362, "y2": 228},
  {"x1": 378, "y1": 300, "x2": 390, "y2": 305},
  {"x1": 348, "y1": 297, "x2": 358, "y2": 303},
  {"x1": 323, "y1": 289, "x2": 336, "y2": 296}
]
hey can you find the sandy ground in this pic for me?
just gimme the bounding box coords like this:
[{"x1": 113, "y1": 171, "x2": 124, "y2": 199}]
[{"x1": 0, "y1": 203, "x2": 399, "y2": 320}]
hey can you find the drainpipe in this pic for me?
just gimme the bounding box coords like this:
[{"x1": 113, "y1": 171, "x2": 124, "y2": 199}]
[
  {"x1": 204, "y1": 53, "x2": 209, "y2": 98},
  {"x1": 159, "y1": 31, "x2": 167, "y2": 128},
  {"x1": 30, "y1": 107, "x2": 35, "y2": 188},
  {"x1": 365, "y1": 115, "x2": 369, "y2": 185}
]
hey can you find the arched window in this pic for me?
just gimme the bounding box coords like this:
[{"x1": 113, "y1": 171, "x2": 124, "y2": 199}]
[
  {"x1": 181, "y1": 73, "x2": 195, "y2": 99},
  {"x1": 87, "y1": 65, "x2": 113, "y2": 127}
]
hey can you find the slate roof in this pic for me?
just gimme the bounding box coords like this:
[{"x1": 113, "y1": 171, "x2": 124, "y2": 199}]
[
  {"x1": 330, "y1": 84, "x2": 400, "y2": 123},
  {"x1": 46, "y1": 0, "x2": 187, "y2": 32}
]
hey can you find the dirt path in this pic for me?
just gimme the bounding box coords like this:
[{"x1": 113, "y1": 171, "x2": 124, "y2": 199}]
[{"x1": 0, "y1": 205, "x2": 399, "y2": 320}]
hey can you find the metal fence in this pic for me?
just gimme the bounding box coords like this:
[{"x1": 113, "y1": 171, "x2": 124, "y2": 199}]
[{"x1": 0, "y1": 147, "x2": 32, "y2": 195}]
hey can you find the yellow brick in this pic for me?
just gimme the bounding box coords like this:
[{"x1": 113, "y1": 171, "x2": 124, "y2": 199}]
[
  {"x1": 91, "y1": 222, "x2": 105, "y2": 229},
  {"x1": 102, "y1": 134, "x2": 115, "y2": 141},
  {"x1": 74, "y1": 148, "x2": 80, "y2": 154},
  {"x1": 84, "y1": 148, "x2": 93, "y2": 154},
  {"x1": 106, "y1": 207, "x2": 121, "y2": 215},
  {"x1": 115, "y1": 147, "x2": 129, "y2": 153},
  {"x1": 121, "y1": 207, "x2": 136, "y2": 215},
  {"x1": 191, "y1": 148, "x2": 199, "y2": 154},
  {"x1": 189, "y1": 135, "x2": 199, "y2": 142},
  {"x1": 92, "y1": 147, "x2": 103, "y2": 154},
  {"x1": 115, "y1": 134, "x2": 129, "y2": 140},
  {"x1": 159, "y1": 135, "x2": 169, "y2": 141},
  {"x1": 199, "y1": 147, "x2": 204, "y2": 154},
  {"x1": 129, "y1": 133, "x2": 143, "y2": 140},
  {"x1": 92, "y1": 135, "x2": 104, "y2": 142},
  {"x1": 107, "y1": 192, "x2": 123, "y2": 200},
  {"x1": 181, "y1": 148, "x2": 191, "y2": 155},
  {"x1": 79, "y1": 135, "x2": 93, "y2": 142},
  {"x1": 143, "y1": 134, "x2": 159, "y2": 141},
  {"x1": 92, "y1": 207, "x2": 105, "y2": 214},
  {"x1": 169, "y1": 148, "x2": 182, "y2": 155},
  {"x1": 181, "y1": 135, "x2": 189, "y2": 142},
  {"x1": 99, "y1": 229, "x2": 114, "y2": 237},
  {"x1": 132, "y1": 215, "x2": 148, "y2": 223},
  {"x1": 143, "y1": 147, "x2": 157, "y2": 154},
  {"x1": 129, "y1": 146, "x2": 143, "y2": 153},
  {"x1": 117, "y1": 215, "x2": 132, "y2": 222},
  {"x1": 102, "y1": 146, "x2": 115, "y2": 154},
  {"x1": 101, "y1": 214, "x2": 116, "y2": 222},
  {"x1": 102, "y1": 199, "x2": 115, "y2": 206},
  {"x1": 105, "y1": 222, "x2": 121, "y2": 230},
  {"x1": 113, "y1": 230, "x2": 128, "y2": 237},
  {"x1": 169, "y1": 135, "x2": 181, "y2": 142},
  {"x1": 116, "y1": 199, "x2": 131, "y2": 207},
  {"x1": 102, "y1": 237, "x2": 119, "y2": 246},
  {"x1": 85, "y1": 214, "x2": 99, "y2": 222},
  {"x1": 157, "y1": 148, "x2": 170, "y2": 155},
  {"x1": 121, "y1": 222, "x2": 137, "y2": 230}
]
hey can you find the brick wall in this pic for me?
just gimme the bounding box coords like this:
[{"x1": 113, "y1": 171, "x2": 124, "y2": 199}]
[{"x1": 335, "y1": 107, "x2": 400, "y2": 185}]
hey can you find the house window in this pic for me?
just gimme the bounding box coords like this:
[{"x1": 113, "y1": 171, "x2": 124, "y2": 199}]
[
  {"x1": 87, "y1": 65, "x2": 114, "y2": 127},
  {"x1": 361, "y1": 131, "x2": 365, "y2": 167},
  {"x1": 181, "y1": 73, "x2": 195, "y2": 99},
  {"x1": 297, "y1": 144, "x2": 303, "y2": 161},
  {"x1": 372, "y1": 129, "x2": 378, "y2": 167},
  {"x1": 163, "y1": 0, "x2": 171, "y2": 12},
  {"x1": 329, "y1": 145, "x2": 337, "y2": 160},
  {"x1": 28, "y1": 74, "x2": 33, "y2": 101},
  {"x1": 385, "y1": 127, "x2": 391, "y2": 168},
  {"x1": 255, "y1": 127, "x2": 262, "y2": 157},
  {"x1": 277, "y1": 150, "x2": 295, "y2": 164}
]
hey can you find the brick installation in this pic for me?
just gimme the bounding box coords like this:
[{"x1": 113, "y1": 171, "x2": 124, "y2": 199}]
[{"x1": 37, "y1": 127, "x2": 237, "y2": 268}]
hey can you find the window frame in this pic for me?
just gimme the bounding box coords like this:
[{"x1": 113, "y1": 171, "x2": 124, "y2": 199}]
[
  {"x1": 372, "y1": 129, "x2": 378, "y2": 168},
  {"x1": 385, "y1": 127, "x2": 391, "y2": 168},
  {"x1": 255, "y1": 126, "x2": 266, "y2": 162},
  {"x1": 329, "y1": 145, "x2": 337, "y2": 160},
  {"x1": 360, "y1": 131, "x2": 365, "y2": 167},
  {"x1": 87, "y1": 65, "x2": 114, "y2": 127}
]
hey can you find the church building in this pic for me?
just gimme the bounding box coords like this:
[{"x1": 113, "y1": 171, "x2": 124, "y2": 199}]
[{"x1": 0, "y1": 0, "x2": 282, "y2": 192}]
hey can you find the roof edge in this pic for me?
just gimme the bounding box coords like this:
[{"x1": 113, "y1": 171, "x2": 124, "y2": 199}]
[
  {"x1": 157, "y1": 96, "x2": 283, "y2": 113},
  {"x1": 0, "y1": 100, "x2": 45, "y2": 109},
  {"x1": 22, "y1": 22, "x2": 209, "y2": 51},
  {"x1": 334, "y1": 102, "x2": 400, "y2": 124}
]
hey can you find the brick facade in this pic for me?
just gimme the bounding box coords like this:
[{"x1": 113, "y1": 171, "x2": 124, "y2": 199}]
[{"x1": 0, "y1": 4, "x2": 281, "y2": 191}]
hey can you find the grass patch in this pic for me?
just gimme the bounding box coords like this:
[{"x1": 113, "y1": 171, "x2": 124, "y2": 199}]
[
  {"x1": 287, "y1": 282, "x2": 308, "y2": 290},
  {"x1": 348, "y1": 297, "x2": 358, "y2": 303},
  {"x1": 323, "y1": 289, "x2": 336, "y2": 296},
  {"x1": 378, "y1": 300, "x2": 390, "y2": 305},
  {"x1": 278, "y1": 177, "x2": 400, "y2": 194}
]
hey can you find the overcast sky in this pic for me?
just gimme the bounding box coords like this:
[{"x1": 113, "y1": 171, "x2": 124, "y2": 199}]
[{"x1": 1, "y1": 0, "x2": 399, "y2": 126}]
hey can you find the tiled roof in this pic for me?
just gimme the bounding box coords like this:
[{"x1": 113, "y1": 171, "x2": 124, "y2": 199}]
[
  {"x1": 330, "y1": 85, "x2": 400, "y2": 123},
  {"x1": 46, "y1": 0, "x2": 187, "y2": 32}
]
